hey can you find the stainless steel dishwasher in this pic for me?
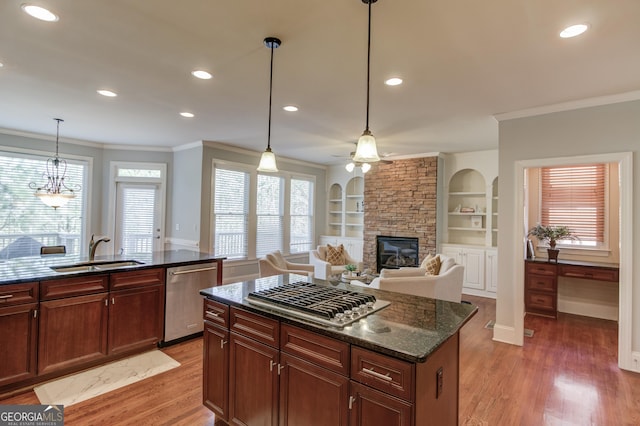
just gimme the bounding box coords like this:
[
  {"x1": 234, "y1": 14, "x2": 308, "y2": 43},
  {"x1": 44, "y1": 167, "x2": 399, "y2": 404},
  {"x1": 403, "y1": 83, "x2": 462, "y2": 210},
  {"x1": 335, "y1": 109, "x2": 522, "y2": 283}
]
[{"x1": 164, "y1": 262, "x2": 218, "y2": 344}]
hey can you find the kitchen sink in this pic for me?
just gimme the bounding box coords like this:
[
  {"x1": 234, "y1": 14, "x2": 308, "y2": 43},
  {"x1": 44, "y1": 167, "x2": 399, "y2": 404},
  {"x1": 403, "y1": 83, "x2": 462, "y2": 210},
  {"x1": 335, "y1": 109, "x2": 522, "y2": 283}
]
[{"x1": 50, "y1": 260, "x2": 145, "y2": 273}]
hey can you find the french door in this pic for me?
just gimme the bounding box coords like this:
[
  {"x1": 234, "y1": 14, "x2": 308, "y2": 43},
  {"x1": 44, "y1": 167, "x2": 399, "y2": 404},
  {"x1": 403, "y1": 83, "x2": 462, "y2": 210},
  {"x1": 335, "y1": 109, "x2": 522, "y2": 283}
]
[{"x1": 114, "y1": 182, "x2": 162, "y2": 255}]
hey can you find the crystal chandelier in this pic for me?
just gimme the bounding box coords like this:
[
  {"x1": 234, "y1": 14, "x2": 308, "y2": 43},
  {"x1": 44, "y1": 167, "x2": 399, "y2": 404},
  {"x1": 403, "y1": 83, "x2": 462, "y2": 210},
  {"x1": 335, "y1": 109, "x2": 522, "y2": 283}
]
[{"x1": 29, "y1": 118, "x2": 80, "y2": 209}]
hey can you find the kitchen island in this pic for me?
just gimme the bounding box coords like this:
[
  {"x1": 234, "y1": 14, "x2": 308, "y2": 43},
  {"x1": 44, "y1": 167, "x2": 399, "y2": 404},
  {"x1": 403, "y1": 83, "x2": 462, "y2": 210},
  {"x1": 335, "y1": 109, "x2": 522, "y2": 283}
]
[{"x1": 200, "y1": 274, "x2": 477, "y2": 426}]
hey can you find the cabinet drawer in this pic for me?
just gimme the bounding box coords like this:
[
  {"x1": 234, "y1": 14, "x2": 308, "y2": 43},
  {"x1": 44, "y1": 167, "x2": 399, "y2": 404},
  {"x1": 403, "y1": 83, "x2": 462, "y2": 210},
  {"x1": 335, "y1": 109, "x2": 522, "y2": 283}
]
[
  {"x1": 558, "y1": 265, "x2": 619, "y2": 282},
  {"x1": 525, "y1": 262, "x2": 556, "y2": 276},
  {"x1": 230, "y1": 307, "x2": 279, "y2": 348},
  {"x1": 204, "y1": 299, "x2": 229, "y2": 329},
  {"x1": 526, "y1": 291, "x2": 556, "y2": 311},
  {"x1": 110, "y1": 267, "x2": 165, "y2": 290},
  {"x1": 0, "y1": 282, "x2": 38, "y2": 306},
  {"x1": 526, "y1": 274, "x2": 555, "y2": 292},
  {"x1": 40, "y1": 275, "x2": 109, "y2": 300},
  {"x1": 281, "y1": 323, "x2": 350, "y2": 376},
  {"x1": 351, "y1": 346, "x2": 414, "y2": 402}
]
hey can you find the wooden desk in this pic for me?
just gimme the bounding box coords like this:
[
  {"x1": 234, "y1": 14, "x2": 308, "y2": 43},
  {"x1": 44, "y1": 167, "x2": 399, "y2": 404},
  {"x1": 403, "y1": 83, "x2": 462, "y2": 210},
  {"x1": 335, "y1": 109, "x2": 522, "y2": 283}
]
[{"x1": 524, "y1": 259, "x2": 619, "y2": 318}]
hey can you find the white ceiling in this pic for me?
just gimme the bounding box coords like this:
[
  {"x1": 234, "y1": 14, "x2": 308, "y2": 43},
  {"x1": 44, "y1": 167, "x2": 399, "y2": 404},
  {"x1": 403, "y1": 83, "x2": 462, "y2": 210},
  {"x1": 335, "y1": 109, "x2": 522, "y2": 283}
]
[{"x1": 1, "y1": 0, "x2": 639, "y2": 165}]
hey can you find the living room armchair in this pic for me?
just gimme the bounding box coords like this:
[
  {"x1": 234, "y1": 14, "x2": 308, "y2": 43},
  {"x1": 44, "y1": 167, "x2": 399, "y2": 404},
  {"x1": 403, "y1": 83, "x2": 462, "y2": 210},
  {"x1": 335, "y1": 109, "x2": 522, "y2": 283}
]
[
  {"x1": 309, "y1": 244, "x2": 364, "y2": 280},
  {"x1": 352, "y1": 254, "x2": 464, "y2": 303},
  {"x1": 258, "y1": 250, "x2": 314, "y2": 278}
]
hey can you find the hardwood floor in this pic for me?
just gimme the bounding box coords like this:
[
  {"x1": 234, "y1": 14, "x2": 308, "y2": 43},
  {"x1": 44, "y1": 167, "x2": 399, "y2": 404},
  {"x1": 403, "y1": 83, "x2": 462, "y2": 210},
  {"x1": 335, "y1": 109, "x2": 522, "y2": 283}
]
[{"x1": 2, "y1": 296, "x2": 639, "y2": 425}]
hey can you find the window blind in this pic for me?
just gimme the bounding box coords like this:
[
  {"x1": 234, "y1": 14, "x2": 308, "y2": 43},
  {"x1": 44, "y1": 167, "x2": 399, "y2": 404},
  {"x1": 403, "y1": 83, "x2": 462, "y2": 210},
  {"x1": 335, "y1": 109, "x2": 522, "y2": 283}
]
[
  {"x1": 256, "y1": 174, "x2": 283, "y2": 257},
  {"x1": 0, "y1": 152, "x2": 86, "y2": 257},
  {"x1": 540, "y1": 164, "x2": 606, "y2": 244},
  {"x1": 214, "y1": 168, "x2": 249, "y2": 259},
  {"x1": 119, "y1": 184, "x2": 156, "y2": 254},
  {"x1": 290, "y1": 178, "x2": 314, "y2": 253}
]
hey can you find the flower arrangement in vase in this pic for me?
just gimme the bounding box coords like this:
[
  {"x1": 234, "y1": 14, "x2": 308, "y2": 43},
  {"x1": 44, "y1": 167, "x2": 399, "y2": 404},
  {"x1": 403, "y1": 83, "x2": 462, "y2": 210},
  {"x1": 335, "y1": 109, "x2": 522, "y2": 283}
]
[{"x1": 527, "y1": 224, "x2": 578, "y2": 263}]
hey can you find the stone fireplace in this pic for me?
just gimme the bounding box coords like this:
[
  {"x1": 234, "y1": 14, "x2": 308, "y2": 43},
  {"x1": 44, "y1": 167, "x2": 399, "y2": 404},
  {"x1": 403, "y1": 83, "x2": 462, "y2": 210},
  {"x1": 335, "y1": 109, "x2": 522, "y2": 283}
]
[
  {"x1": 363, "y1": 156, "x2": 440, "y2": 272},
  {"x1": 376, "y1": 236, "x2": 419, "y2": 272}
]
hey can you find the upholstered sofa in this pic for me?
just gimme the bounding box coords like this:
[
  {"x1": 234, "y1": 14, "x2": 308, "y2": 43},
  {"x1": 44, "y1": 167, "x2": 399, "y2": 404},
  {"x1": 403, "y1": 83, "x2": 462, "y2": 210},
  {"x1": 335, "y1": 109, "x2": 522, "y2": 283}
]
[
  {"x1": 351, "y1": 254, "x2": 464, "y2": 303},
  {"x1": 258, "y1": 250, "x2": 314, "y2": 278},
  {"x1": 309, "y1": 244, "x2": 364, "y2": 280}
]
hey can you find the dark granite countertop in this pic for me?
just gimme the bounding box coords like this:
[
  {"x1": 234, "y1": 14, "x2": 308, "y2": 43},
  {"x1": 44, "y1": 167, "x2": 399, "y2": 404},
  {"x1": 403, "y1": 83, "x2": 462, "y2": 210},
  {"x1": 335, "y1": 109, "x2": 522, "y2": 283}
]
[
  {"x1": 0, "y1": 250, "x2": 224, "y2": 285},
  {"x1": 200, "y1": 274, "x2": 477, "y2": 363},
  {"x1": 525, "y1": 258, "x2": 619, "y2": 269}
]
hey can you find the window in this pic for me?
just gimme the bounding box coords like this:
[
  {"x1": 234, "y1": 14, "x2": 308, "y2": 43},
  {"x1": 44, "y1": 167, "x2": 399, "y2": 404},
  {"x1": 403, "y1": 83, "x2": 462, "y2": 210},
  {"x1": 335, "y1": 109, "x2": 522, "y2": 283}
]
[
  {"x1": 256, "y1": 174, "x2": 283, "y2": 257},
  {"x1": 212, "y1": 162, "x2": 315, "y2": 259},
  {"x1": 290, "y1": 178, "x2": 314, "y2": 253},
  {"x1": 213, "y1": 167, "x2": 249, "y2": 259},
  {"x1": 540, "y1": 164, "x2": 606, "y2": 247},
  {"x1": 0, "y1": 150, "x2": 88, "y2": 258}
]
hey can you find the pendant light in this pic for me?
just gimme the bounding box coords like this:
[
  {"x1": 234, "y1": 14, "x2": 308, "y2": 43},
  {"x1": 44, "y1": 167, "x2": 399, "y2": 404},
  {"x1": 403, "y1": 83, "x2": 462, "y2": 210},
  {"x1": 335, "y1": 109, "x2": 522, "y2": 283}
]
[
  {"x1": 352, "y1": 0, "x2": 381, "y2": 163},
  {"x1": 29, "y1": 118, "x2": 80, "y2": 209},
  {"x1": 257, "y1": 37, "x2": 281, "y2": 172}
]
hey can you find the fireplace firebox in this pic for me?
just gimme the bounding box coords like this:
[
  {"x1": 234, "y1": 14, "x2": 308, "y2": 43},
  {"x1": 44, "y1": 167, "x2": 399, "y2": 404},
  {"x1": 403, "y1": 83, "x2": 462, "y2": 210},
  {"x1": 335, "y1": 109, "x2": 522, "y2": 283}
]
[{"x1": 376, "y1": 236, "x2": 419, "y2": 273}]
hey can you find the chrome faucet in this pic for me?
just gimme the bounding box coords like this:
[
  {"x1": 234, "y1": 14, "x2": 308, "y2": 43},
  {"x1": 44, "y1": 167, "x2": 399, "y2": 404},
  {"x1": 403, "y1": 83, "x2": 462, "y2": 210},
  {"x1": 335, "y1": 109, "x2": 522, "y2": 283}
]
[{"x1": 89, "y1": 234, "x2": 111, "y2": 261}]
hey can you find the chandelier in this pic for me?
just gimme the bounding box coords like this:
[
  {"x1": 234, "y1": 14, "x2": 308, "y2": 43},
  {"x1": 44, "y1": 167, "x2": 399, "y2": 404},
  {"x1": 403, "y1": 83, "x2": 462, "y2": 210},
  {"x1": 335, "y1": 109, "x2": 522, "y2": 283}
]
[{"x1": 29, "y1": 118, "x2": 80, "y2": 209}]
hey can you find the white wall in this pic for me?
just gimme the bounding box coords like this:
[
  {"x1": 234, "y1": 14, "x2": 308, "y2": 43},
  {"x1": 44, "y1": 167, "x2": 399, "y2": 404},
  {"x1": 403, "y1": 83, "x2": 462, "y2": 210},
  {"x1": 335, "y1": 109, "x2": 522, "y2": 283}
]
[{"x1": 496, "y1": 99, "x2": 639, "y2": 370}]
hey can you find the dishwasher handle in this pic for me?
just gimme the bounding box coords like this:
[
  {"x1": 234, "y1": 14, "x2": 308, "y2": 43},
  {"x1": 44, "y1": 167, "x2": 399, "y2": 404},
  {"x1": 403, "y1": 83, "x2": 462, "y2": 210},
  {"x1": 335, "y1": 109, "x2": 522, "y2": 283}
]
[{"x1": 170, "y1": 266, "x2": 217, "y2": 275}]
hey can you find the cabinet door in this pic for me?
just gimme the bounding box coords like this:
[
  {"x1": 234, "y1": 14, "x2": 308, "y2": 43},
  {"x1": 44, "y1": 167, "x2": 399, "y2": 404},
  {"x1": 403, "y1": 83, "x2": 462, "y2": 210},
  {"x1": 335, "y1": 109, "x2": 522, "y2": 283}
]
[
  {"x1": 108, "y1": 283, "x2": 164, "y2": 354},
  {"x1": 38, "y1": 293, "x2": 109, "y2": 375},
  {"x1": 229, "y1": 332, "x2": 279, "y2": 426},
  {"x1": 462, "y1": 248, "x2": 485, "y2": 290},
  {"x1": 203, "y1": 322, "x2": 229, "y2": 422},
  {"x1": 349, "y1": 381, "x2": 413, "y2": 426},
  {"x1": 0, "y1": 303, "x2": 38, "y2": 386},
  {"x1": 441, "y1": 247, "x2": 463, "y2": 265},
  {"x1": 279, "y1": 352, "x2": 349, "y2": 426},
  {"x1": 485, "y1": 250, "x2": 498, "y2": 293}
]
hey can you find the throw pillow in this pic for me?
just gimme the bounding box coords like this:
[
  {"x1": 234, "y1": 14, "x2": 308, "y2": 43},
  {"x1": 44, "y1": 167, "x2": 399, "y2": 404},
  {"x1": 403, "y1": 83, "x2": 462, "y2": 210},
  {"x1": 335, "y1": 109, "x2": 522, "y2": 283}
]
[
  {"x1": 420, "y1": 254, "x2": 434, "y2": 270},
  {"x1": 439, "y1": 256, "x2": 455, "y2": 274},
  {"x1": 424, "y1": 255, "x2": 441, "y2": 276},
  {"x1": 326, "y1": 244, "x2": 345, "y2": 266}
]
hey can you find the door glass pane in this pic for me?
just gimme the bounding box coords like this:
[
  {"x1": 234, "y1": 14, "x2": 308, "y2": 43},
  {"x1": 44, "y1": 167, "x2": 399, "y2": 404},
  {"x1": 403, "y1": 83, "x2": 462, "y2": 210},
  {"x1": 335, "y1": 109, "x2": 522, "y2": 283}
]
[{"x1": 117, "y1": 184, "x2": 157, "y2": 255}]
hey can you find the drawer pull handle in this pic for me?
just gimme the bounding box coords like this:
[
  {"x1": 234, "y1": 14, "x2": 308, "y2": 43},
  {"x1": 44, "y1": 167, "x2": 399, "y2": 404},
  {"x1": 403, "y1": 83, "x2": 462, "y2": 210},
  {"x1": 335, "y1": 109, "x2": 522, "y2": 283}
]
[
  {"x1": 206, "y1": 311, "x2": 220, "y2": 319},
  {"x1": 362, "y1": 367, "x2": 393, "y2": 381},
  {"x1": 0, "y1": 294, "x2": 13, "y2": 300},
  {"x1": 348, "y1": 396, "x2": 356, "y2": 410}
]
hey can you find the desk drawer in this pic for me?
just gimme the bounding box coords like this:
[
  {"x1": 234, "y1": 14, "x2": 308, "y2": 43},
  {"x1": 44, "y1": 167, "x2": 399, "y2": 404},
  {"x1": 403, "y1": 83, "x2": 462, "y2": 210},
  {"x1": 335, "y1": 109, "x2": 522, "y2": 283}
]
[
  {"x1": 526, "y1": 275, "x2": 555, "y2": 292},
  {"x1": 525, "y1": 262, "x2": 556, "y2": 276},
  {"x1": 526, "y1": 290, "x2": 556, "y2": 312},
  {"x1": 558, "y1": 265, "x2": 619, "y2": 282}
]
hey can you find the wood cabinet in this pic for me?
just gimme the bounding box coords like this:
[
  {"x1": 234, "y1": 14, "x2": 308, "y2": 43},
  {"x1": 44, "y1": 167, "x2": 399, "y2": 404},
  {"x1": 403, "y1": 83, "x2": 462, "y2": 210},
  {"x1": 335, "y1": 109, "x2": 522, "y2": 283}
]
[
  {"x1": 0, "y1": 282, "x2": 39, "y2": 387},
  {"x1": 203, "y1": 299, "x2": 230, "y2": 421},
  {"x1": 108, "y1": 268, "x2": 165, "y2": 354},
  {"x1": 38, "y1": 268, "x2": 165, "y2": 376},
  {"x1": 524, "y1": 261, "x2": 558, "y2": 318},
  {"x1": 203, "y1": 301, "x2": 462, "y2": 426},
  {"x1": 38, "y1": 276, "x2": 110, "y2": 375}
]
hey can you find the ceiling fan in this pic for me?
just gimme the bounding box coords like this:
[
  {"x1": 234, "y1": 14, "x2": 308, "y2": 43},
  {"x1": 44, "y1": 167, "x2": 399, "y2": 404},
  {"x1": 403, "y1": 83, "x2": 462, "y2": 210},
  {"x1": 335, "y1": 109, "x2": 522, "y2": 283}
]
[{"x1": 333, "y1": 146, "x2": 394, "y2": 173}]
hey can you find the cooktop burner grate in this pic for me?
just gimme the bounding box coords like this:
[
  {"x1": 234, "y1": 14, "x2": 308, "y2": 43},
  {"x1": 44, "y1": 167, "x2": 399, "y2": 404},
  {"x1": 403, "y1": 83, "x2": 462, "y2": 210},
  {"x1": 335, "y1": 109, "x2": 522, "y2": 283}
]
[{"x1": 246, "y1": 281, "x2": 390, "y2": 327}]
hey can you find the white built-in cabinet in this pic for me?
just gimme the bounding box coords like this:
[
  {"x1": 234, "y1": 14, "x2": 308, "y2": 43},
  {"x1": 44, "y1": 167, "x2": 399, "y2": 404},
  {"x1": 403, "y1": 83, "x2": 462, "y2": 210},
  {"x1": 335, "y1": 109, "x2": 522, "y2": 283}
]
[
  {"x1": 321, "y1": 171, "x2": 365, "y2": 262},
  {"x1": 441, "y1": 151, "x2": 498, "y2": 298}
]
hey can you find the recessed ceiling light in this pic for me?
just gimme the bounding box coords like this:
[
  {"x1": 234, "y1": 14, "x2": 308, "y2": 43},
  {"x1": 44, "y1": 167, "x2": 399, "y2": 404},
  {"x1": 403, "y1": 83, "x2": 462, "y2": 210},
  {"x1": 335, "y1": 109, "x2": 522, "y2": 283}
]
[
  {"x1": 385, "y1": 77, "x2": 403, "y2": 86},
  {"x1": 192, "y1": 70, "x2": 213, "y2": 80},
  {"x1": 21, "y1": 4, "x2": 59, "y2": 22},
  {"x1": 180, "y1": 112, "x2": 194, "y2": 118},
  {"x1": 560, "y1": 24, "x2": 588, "y2": 38},
  {"x1": 97, "y1": 89, "x2": 117, "y2": 97},
  {"x1": 283, "y1": 105, "x2": 298, "y2": 112}
]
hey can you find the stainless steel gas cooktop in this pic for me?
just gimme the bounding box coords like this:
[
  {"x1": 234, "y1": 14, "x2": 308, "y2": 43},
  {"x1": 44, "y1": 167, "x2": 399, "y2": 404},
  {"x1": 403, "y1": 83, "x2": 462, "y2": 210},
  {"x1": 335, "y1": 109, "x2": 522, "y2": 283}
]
[{"x1": 246, "y1": 281, "x2": 390, "y2": 327}]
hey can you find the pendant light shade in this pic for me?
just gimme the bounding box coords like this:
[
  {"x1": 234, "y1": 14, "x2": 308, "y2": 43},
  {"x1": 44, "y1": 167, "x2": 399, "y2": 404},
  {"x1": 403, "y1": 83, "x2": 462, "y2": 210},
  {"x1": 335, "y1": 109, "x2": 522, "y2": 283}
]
[
  {"x1": 352, "y1": 0, "x2": 381, "y2": 163},
  {"x1": 29, "y1": 118, "x2": 80, "y2": 209},
  {"x1": 257, "y1": 36, "x2": 281, "y2": 172}
]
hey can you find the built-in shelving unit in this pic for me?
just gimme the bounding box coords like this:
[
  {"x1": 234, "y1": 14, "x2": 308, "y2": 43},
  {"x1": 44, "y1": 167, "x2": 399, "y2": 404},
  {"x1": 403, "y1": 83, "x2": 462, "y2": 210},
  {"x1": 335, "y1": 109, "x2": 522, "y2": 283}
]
[
  {"x1": 328, "y1": 183, "x2": 343, "y2": 237},
  {"x1": 344, "y1": 176, "x2": 364, "y2": 238}
]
